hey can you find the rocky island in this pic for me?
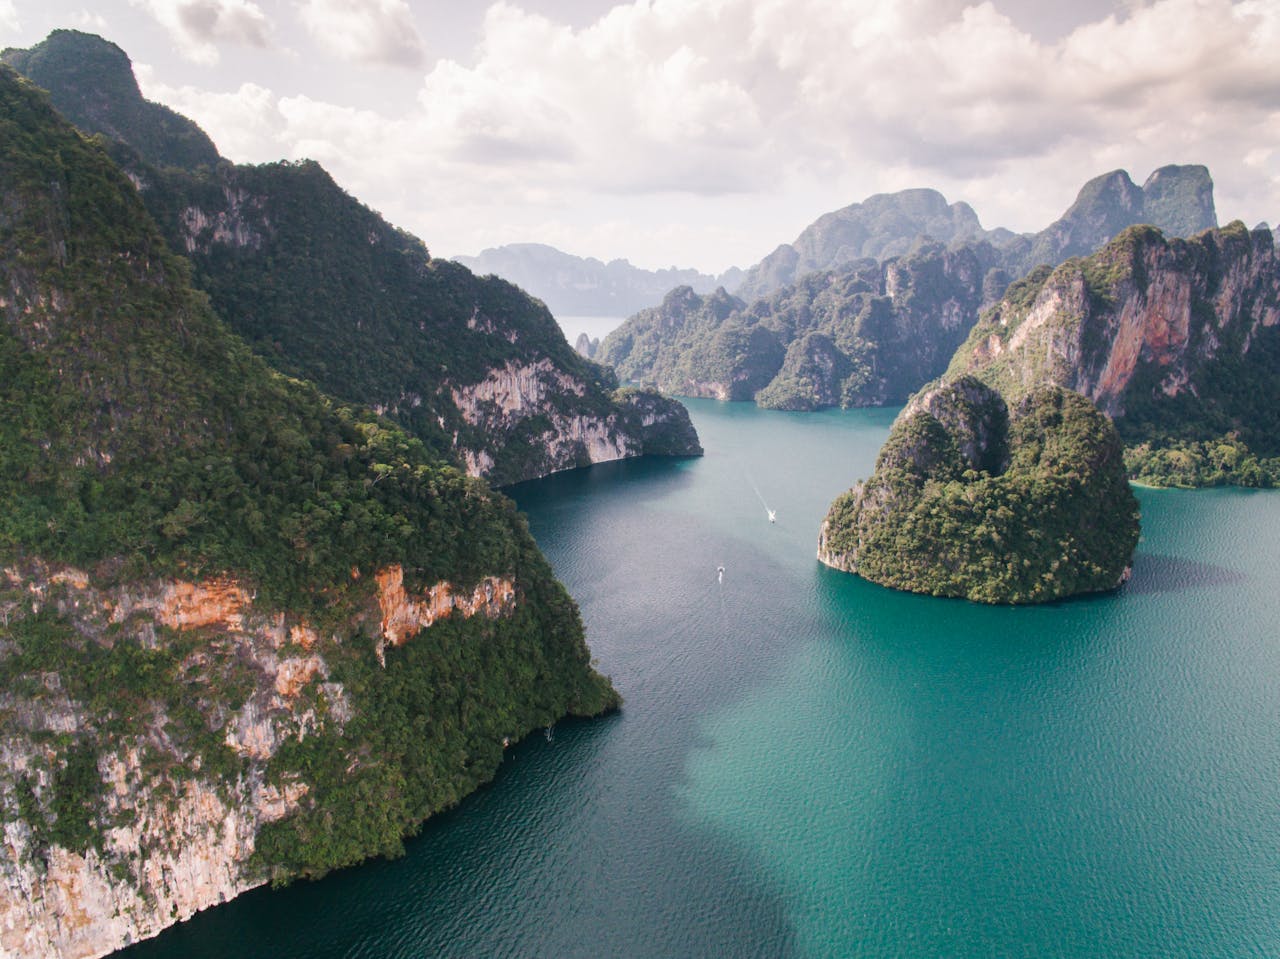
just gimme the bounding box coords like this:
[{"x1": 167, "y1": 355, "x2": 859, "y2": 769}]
[{"x1": 818, "y1": 378, "x2": 1140, "y2": 604}]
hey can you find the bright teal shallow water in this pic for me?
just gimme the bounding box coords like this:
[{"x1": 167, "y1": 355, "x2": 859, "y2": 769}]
[{"x1": 121, "y1": 400, "x2": 1280, "y2": 958}]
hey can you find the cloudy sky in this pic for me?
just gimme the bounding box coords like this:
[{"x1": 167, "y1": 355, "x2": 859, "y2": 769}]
[{"x1": 2, "y1": 0, "x2": 1278, "y2": 273}]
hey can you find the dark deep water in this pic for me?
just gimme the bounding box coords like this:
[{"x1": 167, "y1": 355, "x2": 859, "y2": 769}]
[{"x1": 121, "y1": 400, "x2": 1280, "y2": 958}]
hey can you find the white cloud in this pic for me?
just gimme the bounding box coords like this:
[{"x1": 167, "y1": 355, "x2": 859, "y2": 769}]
[
  {"x1": 0, "y1": 0, "x2": 19, "y2": 37},
  {"x1": 137, "y1": 66, "x2": 282, "y2": 160},
  {"x1": 71, "y1": 9, "x2": 110, "y2": 32},
  {"x1": 296, "y1": 0, "x2": 426, "y2": 68},
  {"x1": 130, "y1": 0, "x2": 272, "y2": 65},
  {"x1": 137, "y1": 0, "x2": 1280, "y2": 269}
]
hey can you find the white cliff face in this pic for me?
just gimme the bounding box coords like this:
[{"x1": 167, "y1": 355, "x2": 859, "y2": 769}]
[
  {"x1": 179, "y1": 188, "x2": 264, "y2": 254},
  {"x1": 449, "y1": 360, "x2": 639, "y2": 481},
  {"x1": 0, "y1": 559, "x2": 520, "y2": 959}
]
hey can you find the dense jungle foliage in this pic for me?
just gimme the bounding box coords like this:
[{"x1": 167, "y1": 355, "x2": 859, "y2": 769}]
[
  {"x1": 1, "y1": 30, "x2": 219, "y2": 170},
  {"x1": 599, "y1": 242, "x2": 1003, "y2": 410},
  {"x1": 4, "y1": 29, "x2": 699, "y2": 487},
  {"x1": 949, "y1": 223, "x2": 1280, "y2": 488},
  {"x1": 0, "y1": 66, "x2": 616, "y2": 881},
  {"x1": 820, "y1": 381, "x2": 1140, "y2": 604}
]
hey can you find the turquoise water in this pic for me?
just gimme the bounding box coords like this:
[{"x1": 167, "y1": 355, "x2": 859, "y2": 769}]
[{"x1": 121, "y1": 400, "x2": 1280, "y2": 957}]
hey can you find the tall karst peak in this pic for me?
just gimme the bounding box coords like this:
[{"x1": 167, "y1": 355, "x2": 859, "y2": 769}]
[{"x1": 1, "y1": 29, "x2": 221, "y2": 171}]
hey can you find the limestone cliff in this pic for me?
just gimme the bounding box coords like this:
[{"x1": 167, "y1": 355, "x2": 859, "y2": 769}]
[
  {"x1": 948, "y1": 222, "x2": 1280, "y2": 457},
  {"x1": 0, "y1": 560, "x2": 527, "y2": 959},
  {"x1": 448, "y1": 359, "x2": 701, "y2": 484},
  {"x1": 0, "y1": 65, "x2": 618, "y2": 959},
  {"x1": 819, "y1": 379, "x2": 1139, "y2": 604}
]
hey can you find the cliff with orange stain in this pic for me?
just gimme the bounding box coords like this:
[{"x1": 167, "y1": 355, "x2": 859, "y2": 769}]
[
  {"x1": 947, "y1": 222, "x2": 1280, "y2": 446},
  {"x1": 0, "y1": 557, "x2": 543, "y2": 959}
]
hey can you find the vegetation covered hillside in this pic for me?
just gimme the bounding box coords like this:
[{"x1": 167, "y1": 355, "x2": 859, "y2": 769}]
[
  {"x1": 0, "y1": 66, "x2": 617, "y2": 956},
  {"x1": 5, "y1": 30, "x2": 700, "y2": 488},
  {"x1": 818, "y1": 379, "x2": 1140, "y2": 604},
  {"x1": 599, "y1": 241, "x2": 1003, "y2": 409},
  {"x1": 949, "y1": 223, "x2": 1280, "y2": 487},
  {"x1": 600, "y1": 166, "x2": 1220, "y2": 420},
  {"x1": 1, "y1": 29, "x2": 218, "y2": 170}
]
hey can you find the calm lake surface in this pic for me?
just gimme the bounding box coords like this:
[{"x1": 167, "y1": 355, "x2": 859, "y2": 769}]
[{"x1": 122, "y1": 399, "x2": 1280, "y2": 958}]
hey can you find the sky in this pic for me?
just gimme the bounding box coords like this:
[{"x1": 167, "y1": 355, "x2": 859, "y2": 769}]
[{"x1": 1, "y1": 0, "x2": 1278, "y2": 274}]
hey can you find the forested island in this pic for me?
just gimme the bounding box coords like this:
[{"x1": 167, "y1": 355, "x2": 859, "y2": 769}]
[{"x1": 818, "y1": 379, "x2": 1140, "y2": 603}]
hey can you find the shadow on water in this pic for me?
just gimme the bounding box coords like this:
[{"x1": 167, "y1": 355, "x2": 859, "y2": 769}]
[
  {"x1": 119, "y1": 706, "x2": 798, "y2": 959},
  {"x1": 1122, "y1": 551, "x2": 1248, "y2": 596},
  {"x1": 504, "y1": 453, "x2": 699, "y2": 508}
]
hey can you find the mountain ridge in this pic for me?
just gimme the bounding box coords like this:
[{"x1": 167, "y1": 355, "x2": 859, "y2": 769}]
[
  {"x1": 4, "y1": 29, "x2": 701, "y2": 488},
  {"x1": 0, "y1": 63, "x2": 617, "y2": 958}
]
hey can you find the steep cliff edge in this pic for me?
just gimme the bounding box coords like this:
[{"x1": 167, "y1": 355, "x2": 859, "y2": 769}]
[
  {"x1": 948, "y1": 222, "x2": 1280, "y2": 485},
  {"x1": 0, "y1": 67, "x2": 617, "y2": 958},
  {"x1": 4, "y1": 30, "x2": 700, "y2": 487},
  {"x1": 818, "y1": 379, "x2": 1139, "y2": 604}
]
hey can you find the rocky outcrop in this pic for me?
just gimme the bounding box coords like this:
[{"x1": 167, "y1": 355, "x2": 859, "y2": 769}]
[
  {"x1": 0, "y1": 559, "x2": 526, "y2": 959},
  {"x1": 819, "y1": 379, "x2": 1139, "y2": 604},
  {"x1": 178, "y1": 189, "x2": 265, "y2": 254},
  {"x1": 573, "y1": 333, "x2": 599, "y2": 359},
  {"x1": 948, "y1": 222, "x2": 1280, "y2": 451},
  {"x1": 448, "y1": 358, "x2": 700, "y2": 485}
]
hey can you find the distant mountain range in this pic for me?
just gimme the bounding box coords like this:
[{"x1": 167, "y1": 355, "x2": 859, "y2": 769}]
[
  {"x1": 735, "y1": 166, "x2": 1217, "y2": 299},
  {"x1": 461, "y1": 166, "x2": 1218, "y2": 318},
  {"x1": 454, "y1": 243, "x2": 743, "y2": 318}
]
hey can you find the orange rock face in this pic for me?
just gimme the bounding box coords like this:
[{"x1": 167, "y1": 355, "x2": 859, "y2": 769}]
[
  {"x1": 375, "y1": 564, "x2": 516, "y2": 646},
  {"x1": 154, "y1": 579, "x2": 251, "y2": 631}
]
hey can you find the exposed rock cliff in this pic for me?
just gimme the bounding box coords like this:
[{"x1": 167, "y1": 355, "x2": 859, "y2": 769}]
[
  {"x1": 0, "y1": 558, "x2": 539, "y2": 959},
  {"x1": 818, "y1": 379, "x2": 1139, "y2": 604},
  {"x1": 948, "y1": 222, "x2": 1280, "y2": 461},
  {"x1": 0, "y1": 65, "x2": 618, "y2": 958},
  {"x1": 5, "y1": 30, "x2": 701, "y2": 487}
]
